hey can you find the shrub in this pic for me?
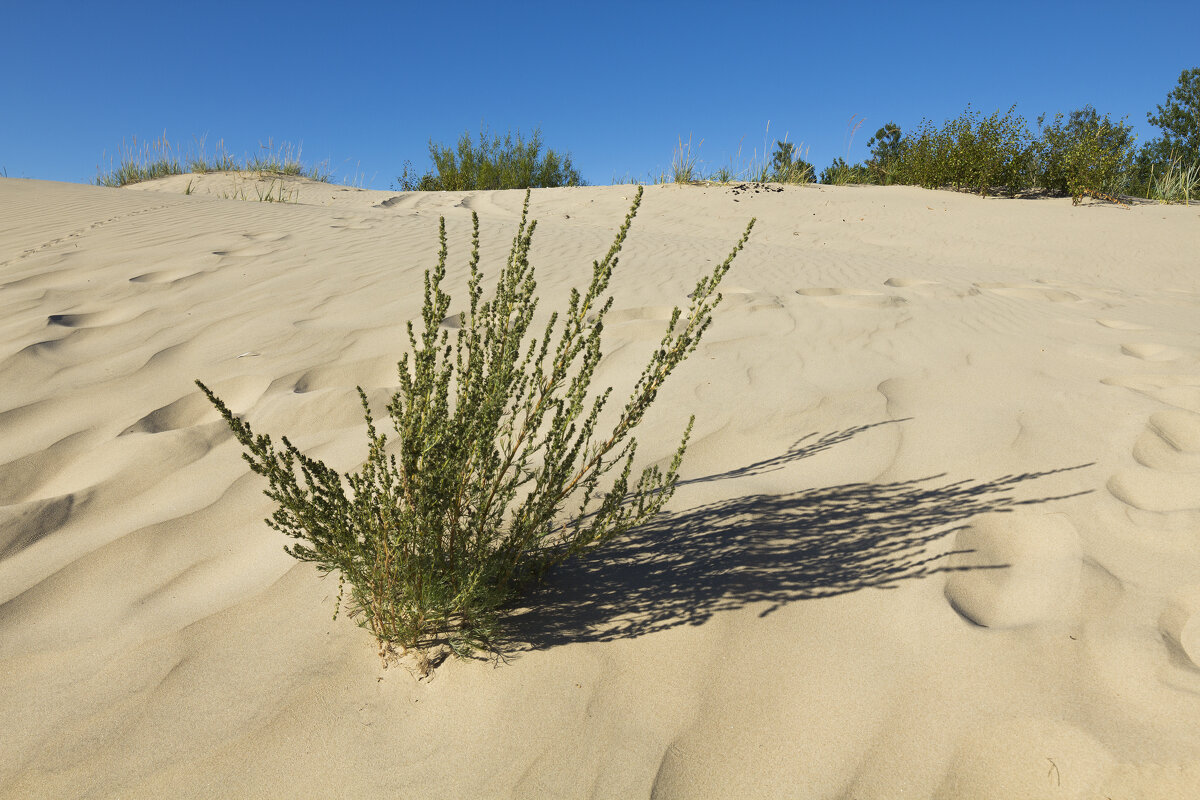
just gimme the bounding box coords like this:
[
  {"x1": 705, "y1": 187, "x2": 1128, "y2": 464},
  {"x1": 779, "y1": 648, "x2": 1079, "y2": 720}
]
[
  {"x1": 769, "y1": 140, "x2": 815, "y2": 183},
  {"x1": 819, "y1": 157, "x2": 872, "y2": 185},
  {"x1": 866, "y1": 122, "x2": 902, "y2": 183},
  {"x1": 197, "y1": 188, "x2": 755, "y2": 658},
  {"x1": 398, "y1": 126, "x2": 584, "y2": 191},
  {"x1": 1033, "y1": 106, "x2": 1137, "y2": 201},
  {"x1": 892, "y1": 105, "x2": 1032, "y2": 195}
]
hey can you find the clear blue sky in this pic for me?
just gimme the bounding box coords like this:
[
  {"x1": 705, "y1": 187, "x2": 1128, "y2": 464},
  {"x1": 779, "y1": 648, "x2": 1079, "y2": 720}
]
[{"x1": 3, "y1": 0, "x2": 1197, "y2": 189}]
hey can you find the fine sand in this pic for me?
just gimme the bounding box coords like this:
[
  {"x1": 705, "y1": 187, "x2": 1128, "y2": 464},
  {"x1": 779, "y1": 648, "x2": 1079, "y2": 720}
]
[{"x1": 2, "y1": 173, "x2": 1199, "y2": 798}]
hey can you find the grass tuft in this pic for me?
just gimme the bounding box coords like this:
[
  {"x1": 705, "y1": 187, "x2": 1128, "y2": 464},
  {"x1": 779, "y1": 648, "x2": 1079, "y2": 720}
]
[
  {"x1": 97, "y1": 133, "x2": 334, "y2": 187},
  {"x1": 671, "y1": 134, "x2": 702, "y2": 183},
  {"x1": 1149, "y1": 150, "x2": 1200, "y2": 204}
]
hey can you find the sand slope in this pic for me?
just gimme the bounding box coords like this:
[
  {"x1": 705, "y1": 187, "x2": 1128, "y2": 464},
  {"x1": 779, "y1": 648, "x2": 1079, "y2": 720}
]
[{"x1": 2, "y1": 174, "x2": 1199, "y2": 798}]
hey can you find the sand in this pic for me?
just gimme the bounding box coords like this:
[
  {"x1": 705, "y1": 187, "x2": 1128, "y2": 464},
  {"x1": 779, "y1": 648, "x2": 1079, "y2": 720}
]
[{"x1": 1, "y1": 172, "x2": 1199, "y2": 798}]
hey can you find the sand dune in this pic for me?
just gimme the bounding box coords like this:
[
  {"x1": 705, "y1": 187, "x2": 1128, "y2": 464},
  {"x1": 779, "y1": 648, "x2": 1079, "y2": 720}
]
[{"x1": 2, "y1": 174, "x2": 1199, "y2": 797}]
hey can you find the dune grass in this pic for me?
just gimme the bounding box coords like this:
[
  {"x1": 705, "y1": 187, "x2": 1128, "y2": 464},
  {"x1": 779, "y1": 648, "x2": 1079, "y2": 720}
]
[
  {"x1": 657, "y1": 124, "x2": 816, "y2": 186},
  {"x1": 1148, "y1": 151, "x2": 1200, "y2": 204},
  {"x1": 96, "y1": 132, "x2": 333, "y2": 187},
  {"x1": 670, "y1": 134, "x2": 703, "y2": 183}
]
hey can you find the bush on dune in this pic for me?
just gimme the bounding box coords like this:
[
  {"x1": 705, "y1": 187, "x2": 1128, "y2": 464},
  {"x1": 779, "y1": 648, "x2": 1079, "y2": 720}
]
[
  {"x1": 397, "y1": 126, "x2": 584, "y2": 191},
  {"x1": 198, "y1": 188, "x2": 755, "y2": 659},
  {"x1": 1032, "y1": 106, "x2": 1138, "y2": 203}
]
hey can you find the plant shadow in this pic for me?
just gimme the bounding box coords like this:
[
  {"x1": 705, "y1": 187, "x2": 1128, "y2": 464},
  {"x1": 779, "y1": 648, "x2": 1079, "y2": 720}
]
[{"x1": 503, "y1": 422, "x2": 1091, "y2": 653}]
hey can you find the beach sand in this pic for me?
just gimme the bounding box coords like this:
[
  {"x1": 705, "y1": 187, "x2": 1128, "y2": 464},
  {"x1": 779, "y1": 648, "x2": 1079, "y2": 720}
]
[{"x1": 2, "y1": 173, "x2": 1199, "y2": 797}]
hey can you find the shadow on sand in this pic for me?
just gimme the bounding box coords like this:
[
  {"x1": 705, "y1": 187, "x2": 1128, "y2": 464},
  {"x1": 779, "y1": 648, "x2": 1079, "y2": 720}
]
[{"x1": 504, "y1": 421, "x2": 1091, "y2": 652}]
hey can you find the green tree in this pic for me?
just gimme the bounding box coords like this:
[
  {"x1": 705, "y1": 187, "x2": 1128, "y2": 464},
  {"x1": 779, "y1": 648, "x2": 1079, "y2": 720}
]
[
  {"x1": 866, "y1": 122, "x2": 902, "y2": 182},
  {"x1": 1147, "y1": 68, "x2": 1200, "y2": 158}
]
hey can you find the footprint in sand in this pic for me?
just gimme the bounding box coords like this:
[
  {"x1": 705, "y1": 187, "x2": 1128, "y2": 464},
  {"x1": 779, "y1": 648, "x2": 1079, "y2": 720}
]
[
  {"x1": 944, "y1": 512, "x2": 1083, "y2": 628},
  {"x1": 795, "y1": 287, "x2": 907, "y2": 309},
  {"x1": 1096, "y1": 318, "x2": 1150, "y2": 331},
  {"x1": 1108, "y1": 411, "x2": 1200, "y2": 513},
  {"x1": 883, "y1": 277, "x2": 980, "y2": 299},
  {"x1": 211, "y1": 232, "x2": 292, "y2": 257},
  {"x1": 883, "y1": 277, "x2": 939, "y2": 289},
  {"x1": 1132, "y1": 409, "x2": 1200, "y2": 472},
  {"x1": 129, "y1": 268, "x2": 208, "y2": 285},
  {"x1": 1107, "y1": 468, "x2": 1200, "y2": 514},
  {"x1": 329, "y1": 216, "x2": 377, "y2": 231},
  {"x1": 1160, "y1": 584, "x2": 1200, "y2": 669},
  {"x1": 211, "y1": 244, "x2": 285, "y2": 258},
  {"x1": 1102, "y1": 374, "x2": 1200, "y2": 414},
  {"x1": 974, "y1": 281, "x2": 1083, "y2": 303},
  {"x1": 1120, "y1": 342, "x2": 1197, "y2": 362}
]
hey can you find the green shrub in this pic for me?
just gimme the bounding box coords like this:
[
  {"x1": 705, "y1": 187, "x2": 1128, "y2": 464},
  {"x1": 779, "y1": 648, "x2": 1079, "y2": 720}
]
[
  {"x1": 819, "y1": 157, "x2": 872, "y2": 185},
  {"x1": 866, "y1": 122, "x2": 902, "y2": 184},
  {"x1": 1033, "y1": 106, "x2": 1137, "y2": 201},
  {"x1": 398, "y1": 126, "x2": 584, "y2": 191},
  {"x1": 891, "y1": 105, "x2": 1032, "y2": 195},
  {"x1": 197, "y1": 188, "x2": 755, "y2": 658},
  {"x1": 769, "y1": 141, "x2": 815, "y2": 183}
]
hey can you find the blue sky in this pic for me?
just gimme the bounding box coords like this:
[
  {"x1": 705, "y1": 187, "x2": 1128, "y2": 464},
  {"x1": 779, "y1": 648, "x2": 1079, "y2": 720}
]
[{"x1": 4, "y1": 0, "x2": 1197, "y2": 189}]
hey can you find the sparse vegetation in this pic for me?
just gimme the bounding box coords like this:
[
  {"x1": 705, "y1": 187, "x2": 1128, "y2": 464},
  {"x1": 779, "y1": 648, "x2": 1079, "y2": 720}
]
[
  {"x1": 95, "y1": 68, "x2": 1198, "y2": 205},
  {"x1": 1148, "y1": 151, "x2": 1200, "y2": 205},
  {"x1": 671, "y1": 135, "x2": 703, "y2": 183},
  {"x1": 397, "y1": 126, "x2": 584, "y2": 191},
  {"x1": 198, "y1": 187, "x2": 756, "y2": 658},
  {"x1": 96, "y1": 132, "x2": 334, "y2": 187},
  {"x1": 96, "y1": 132, "x2": 185, "y2": 187},
  {"x1": 768, "y1": 141, "x2": 815, "y2": 183},
  {"x1": 819, "y1": 158, "x2": 871, "y2": 185},
  {"x1": 658, "y1": 124, "x2": 814, "y2": 186}
]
